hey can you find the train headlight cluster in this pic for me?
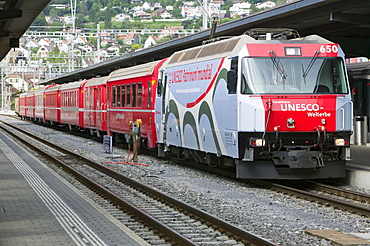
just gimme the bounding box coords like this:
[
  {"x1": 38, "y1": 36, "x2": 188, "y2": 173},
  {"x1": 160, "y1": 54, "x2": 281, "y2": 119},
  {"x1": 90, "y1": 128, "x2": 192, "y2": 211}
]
[
  {"x1": 250, "y1": 138, "x2": 266, "y2": 147},
  {"x1": 334, "y1": 138, "x2": 349, "y2": 146}
]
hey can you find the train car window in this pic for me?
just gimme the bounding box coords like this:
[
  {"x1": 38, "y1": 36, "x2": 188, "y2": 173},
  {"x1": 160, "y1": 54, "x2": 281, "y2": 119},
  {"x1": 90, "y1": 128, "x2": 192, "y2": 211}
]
[
  {"x1": 228, "y1": 57, "x2": 238, "y2": 94},
  {"x1": 241, "y1": 73, "x2": 252, "y2": 94},
  {"x1": 90, "y1": 89, "x2": 94, "y2": 109},
  {"x1": 85, "y1": 89, "x2": 88, "y2": 108},
  {"x1": 230, "y1": 56, "x2": 238, "y2": 74},
  {"x1": 122, "y1": 85, "x2": 126, "y2": 107},
  {"x1": 157, "y1": 71, "x2": 163, "y2": 96},
  {"x1": 126, "y1": 84, "x2": 131, "y2": 107},
  {"x1": 117, "y1": 85, "x2": 121, "y2": 107},
  {"x1": 112, "y1": 86, "x2": 117, "y2": 107},
  {"x1": 88, "y1": 89, "x2": 92, "y2": 109},
  {"x1": 138, "y1": 83, "x2": 142, "y2": 107},
  {"x1": 132, "y1": 83, "x2": 137, "y2": 107},
  {"x1": 89, "y1": 89, "x2": 92, "y2": 108},
  {"x1": 161, "y1": 74, "x2": 168, "y2": 114},
  {"x1": 148, "y1": 81, "x2": 151, "y2": 108},
  {"x1": 316, "y1": 59, "x2": 348, "y2": 94}
]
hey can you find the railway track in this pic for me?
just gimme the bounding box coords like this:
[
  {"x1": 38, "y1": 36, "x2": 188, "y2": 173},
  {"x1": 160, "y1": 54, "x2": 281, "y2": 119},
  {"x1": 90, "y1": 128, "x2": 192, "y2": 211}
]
[
  {"x1": 254, "y1": 180, "x2": 370, "y2": 217},
  {"x1": 0, "y1": 120, "x2": 276, "y2": 246}
]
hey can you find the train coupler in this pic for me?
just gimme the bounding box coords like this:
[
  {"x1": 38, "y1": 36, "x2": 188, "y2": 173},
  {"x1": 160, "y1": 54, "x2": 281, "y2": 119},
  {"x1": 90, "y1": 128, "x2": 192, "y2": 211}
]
[{"x1": 272, "y1": 150, "x2": 325, "y2": 168}]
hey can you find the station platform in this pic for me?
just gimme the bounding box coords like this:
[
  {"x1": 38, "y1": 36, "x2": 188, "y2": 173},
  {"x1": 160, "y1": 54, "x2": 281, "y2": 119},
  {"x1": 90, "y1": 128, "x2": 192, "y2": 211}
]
[
  {"x1": 0, "y1": 129, "x2": 149, "y2": 246},
  {"x1": 346, "y1": 144, "x2": 370, "y2": 189}
]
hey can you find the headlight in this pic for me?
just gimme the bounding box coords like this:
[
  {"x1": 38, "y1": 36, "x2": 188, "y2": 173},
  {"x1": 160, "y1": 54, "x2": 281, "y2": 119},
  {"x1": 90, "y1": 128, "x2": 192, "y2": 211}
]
[
  {"x1": 334, "y1": 138, "x2": 349, "y2": 146},
  {"x1": 250, "y1": 138, "x2": 266, "y2": 147}
]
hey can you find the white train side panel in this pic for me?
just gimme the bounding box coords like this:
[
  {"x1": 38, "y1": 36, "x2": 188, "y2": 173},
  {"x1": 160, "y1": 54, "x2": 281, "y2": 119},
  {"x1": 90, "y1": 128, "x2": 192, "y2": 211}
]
[{"x1": 156, "y1": 34, "x2": 352, "y2": 179}]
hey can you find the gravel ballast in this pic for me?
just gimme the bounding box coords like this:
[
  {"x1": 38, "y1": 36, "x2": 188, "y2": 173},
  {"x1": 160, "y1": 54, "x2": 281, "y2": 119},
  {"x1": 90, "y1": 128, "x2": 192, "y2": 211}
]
[{"x1": 3, "y1": 116, "x2": 370, "y2": 246}]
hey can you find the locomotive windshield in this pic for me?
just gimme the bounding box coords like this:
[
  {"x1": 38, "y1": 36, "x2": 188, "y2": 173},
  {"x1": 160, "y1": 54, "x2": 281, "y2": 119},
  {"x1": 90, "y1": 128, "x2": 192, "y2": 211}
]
[{"x1": 241, "y1": 57, "x2": 348, "y2": 94}]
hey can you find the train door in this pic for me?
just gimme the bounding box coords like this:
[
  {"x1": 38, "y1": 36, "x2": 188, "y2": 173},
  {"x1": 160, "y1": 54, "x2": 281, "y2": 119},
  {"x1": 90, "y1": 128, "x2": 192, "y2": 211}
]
[
  {"x1": 97, "y1": 85, "x2": 107, "y2": 131},
  {"x1": 222, "y1": 57, "x2": 238, "y2": 158},
  {"x1": 85, "y1": 87, "x2": 92, "y2": 127},
  {"x1": 155, "y1": 71, "x2": 167, "y2": 156},
  {"x1": 92, "y1": 87, "x2": 97, "y2": 127}
]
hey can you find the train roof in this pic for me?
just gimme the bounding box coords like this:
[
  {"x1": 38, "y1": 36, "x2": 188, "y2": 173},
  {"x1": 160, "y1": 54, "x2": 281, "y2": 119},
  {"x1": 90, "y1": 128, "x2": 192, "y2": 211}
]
[
  {"x1": 165, "y1": 35, "x2": 247, "y2": 68},
  {"x1": 107, "y1": 60, "x2": 160, "y2": 82},
  {"x1": 60, "y1": 81, "x2": 84, "y2": 90},
  {"x1": 165, "y1": 34, "x2": 335, "y2": 68},
  {"x1": 44, "y1": 84, "x2": 62, "y2": 92},
  {"x1": 84, "y1": 76, "x2": 108, "y2": 88},
  {"x1": 34, "y1": 86, "x2": 46, "y2": 93},
  {"x1": 18, "y1": 92, "x2": 28, "y2": 97},
  {"x1": 22, "y1": 88, "x2": 45, "y2": 96}
]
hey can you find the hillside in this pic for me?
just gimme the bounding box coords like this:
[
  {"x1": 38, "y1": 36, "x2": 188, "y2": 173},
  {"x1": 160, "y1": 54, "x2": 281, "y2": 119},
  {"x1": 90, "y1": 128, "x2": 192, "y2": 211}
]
[{"x1": 31, "y1": 0, "x2": 286, "y2": 30}]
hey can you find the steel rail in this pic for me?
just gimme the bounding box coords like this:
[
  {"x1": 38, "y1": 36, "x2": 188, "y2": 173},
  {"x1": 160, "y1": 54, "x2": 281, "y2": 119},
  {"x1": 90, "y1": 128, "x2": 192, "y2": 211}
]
[
  {"x1": 307, "y1": 180, "x2": 370, "y2": 204},
  {"x1": 253, "y1": 180, "x2": 370, "y2": 217},
  {"x1": 0, "y1": 120, "x2": 277, "y2": 246}
]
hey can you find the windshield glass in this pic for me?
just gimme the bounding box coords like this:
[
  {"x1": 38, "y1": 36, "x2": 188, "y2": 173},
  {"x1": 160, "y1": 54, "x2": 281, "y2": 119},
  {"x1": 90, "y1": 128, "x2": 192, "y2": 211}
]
[{"x1": 241, "y1": 57, "x2": 348, "y2": 94}]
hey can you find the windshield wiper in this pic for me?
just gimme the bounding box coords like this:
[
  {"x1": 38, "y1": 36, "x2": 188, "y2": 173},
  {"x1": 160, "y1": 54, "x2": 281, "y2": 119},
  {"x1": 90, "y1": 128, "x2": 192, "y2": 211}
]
[
  {"x1": 268, "y1": 51, "x2": 287, "y2": 80},
  {"x1": 302, "y1": 50, "x2": 320, "y2": 78}
]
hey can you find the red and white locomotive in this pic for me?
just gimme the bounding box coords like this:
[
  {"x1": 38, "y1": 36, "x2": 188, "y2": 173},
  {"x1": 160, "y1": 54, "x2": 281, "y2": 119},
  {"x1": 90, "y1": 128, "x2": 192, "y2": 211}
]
[{"x1": 17, "y1": 29, "x2": 352, "y2": 179}]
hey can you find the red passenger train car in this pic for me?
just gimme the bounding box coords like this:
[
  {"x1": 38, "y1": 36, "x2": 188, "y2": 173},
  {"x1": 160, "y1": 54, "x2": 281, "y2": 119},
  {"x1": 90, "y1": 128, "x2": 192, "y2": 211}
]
[
  {"x1": 18, "y1": 90, "x2": 37, "y2": 120},
  {"x1": 44, "y1": 84, "x2": 61, "y2": 125},
  {"x1": 82, "y1": 76, "x2": 108, "y2": 137},
  {"x1": 25, "y1": 90, "x2": 36, "y2": 119},
  {"x1": 60, "y1": 81, "x2": 86, "y2": 130},
  {"x1": 34, "y1": 87, "x2": 46, "y2": 122},
  {"x1": 18, "y1": 92, "x2": 27, "y2": 118},
  {"x1": 106, "y1": 59, "x2": 166, "y2": 148}
]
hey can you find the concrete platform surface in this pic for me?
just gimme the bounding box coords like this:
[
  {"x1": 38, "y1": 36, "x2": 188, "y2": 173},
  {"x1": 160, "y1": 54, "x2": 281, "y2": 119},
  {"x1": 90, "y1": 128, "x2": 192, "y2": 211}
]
[
  {"x1": 0, "y1": 129, "x2": 149, "y2": 246},
  {"x1": 306, "y1": 230, "x2": 369, "y2": 246}
]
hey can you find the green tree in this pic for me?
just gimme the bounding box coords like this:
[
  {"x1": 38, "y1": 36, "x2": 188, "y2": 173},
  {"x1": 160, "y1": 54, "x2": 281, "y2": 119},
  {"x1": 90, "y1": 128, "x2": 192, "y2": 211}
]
[
  {"x1": 46, "y1": 46, "x2": 68, "y2": 64},
  {"x1": 49, "y1": 8, "x2": 60, "y2": 22},
  {"x1": 89, "y1": 3, "x2": 103, "y2": 24},
  {"x1": 75, "y1": 13, "x2": 86, "y2": 27},
  {"x1": 130, "y1": 43, "x2": 142, "y2": 51},
  {"x1": 87, "y1": 37, "x2": 98, "y2": 47},
  {"x1": 32, "y1": 12, "x2": 47, "y2": 26}
]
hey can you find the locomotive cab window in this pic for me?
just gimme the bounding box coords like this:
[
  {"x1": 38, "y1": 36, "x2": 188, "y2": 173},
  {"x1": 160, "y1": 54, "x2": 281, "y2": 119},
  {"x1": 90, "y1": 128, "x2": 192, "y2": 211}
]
[
  {"x1": 227, "y1": 56, "x2": 238, "y2": 94},
  {"x1": 241, "y1": 57, "x2": 348, "y2": 94}
]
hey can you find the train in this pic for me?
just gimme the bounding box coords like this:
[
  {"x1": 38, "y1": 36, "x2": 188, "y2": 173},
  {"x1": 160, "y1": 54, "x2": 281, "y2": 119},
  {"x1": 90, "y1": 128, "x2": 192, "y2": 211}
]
[{"x1": 16, "y1": 28, "x2": 353, "y2": 179}]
